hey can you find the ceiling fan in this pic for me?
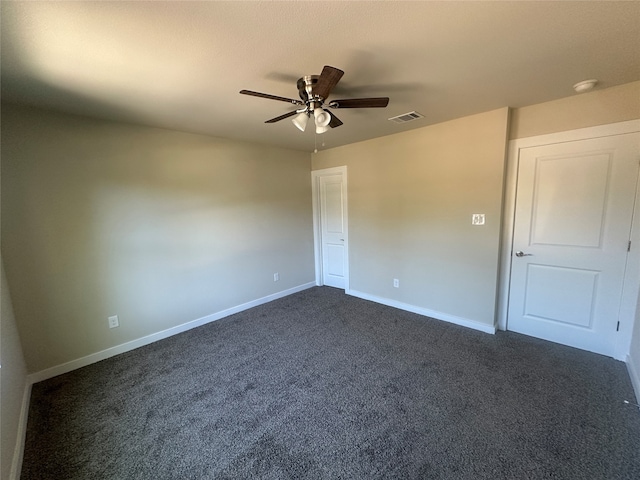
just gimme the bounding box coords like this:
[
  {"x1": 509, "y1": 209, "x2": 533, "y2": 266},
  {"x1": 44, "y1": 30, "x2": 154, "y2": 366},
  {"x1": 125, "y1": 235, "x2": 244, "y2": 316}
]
[{"x1": 240, "y1": 65, "x2": 389, "y2": 134}]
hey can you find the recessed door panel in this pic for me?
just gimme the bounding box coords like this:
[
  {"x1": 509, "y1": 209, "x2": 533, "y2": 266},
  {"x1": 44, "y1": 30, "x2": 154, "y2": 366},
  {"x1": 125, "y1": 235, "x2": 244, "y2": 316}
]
[
  {"x1": 523, "y1": 265, "x2": 598, "y2": 328},
  {"x1": 531, "y1": 153, "x2": 611, "y2": 248},
  {"x1": 326, "y1": 244, "x2": 345, "y2": 277},
  {"x1": 324, "y1": 182, "x2": 344, "y2": 234}
]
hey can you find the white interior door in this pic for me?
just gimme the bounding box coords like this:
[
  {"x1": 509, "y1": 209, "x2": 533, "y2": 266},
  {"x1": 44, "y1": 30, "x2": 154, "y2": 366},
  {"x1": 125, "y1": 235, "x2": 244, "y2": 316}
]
[
  {"x1": 316, "y1": 171, "x2": 348, "y2": 289},
  {"x1": 507, "y1": 133, "x2": 639, "y2": 356}
]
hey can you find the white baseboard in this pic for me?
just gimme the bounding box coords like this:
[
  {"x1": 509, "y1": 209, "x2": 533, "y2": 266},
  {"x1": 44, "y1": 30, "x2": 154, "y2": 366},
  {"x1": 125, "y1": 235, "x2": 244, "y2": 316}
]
[
  {"x1": 347, "y1": 289, "x2": 496, "y2": 335},
  {"x1": 626, "y1": 355, "x2": 640, "y2": 406},
  {"x1": 10, "y1": 381, "x2": 32, "y2": 480},
  {"x1": 28, "y1": 282, "x2": 316, "y2": 384}
]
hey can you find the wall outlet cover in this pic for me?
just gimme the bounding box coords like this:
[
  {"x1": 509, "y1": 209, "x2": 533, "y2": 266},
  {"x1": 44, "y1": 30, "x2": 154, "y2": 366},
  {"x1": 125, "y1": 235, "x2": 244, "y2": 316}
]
[{"x1": 108, "y1": 315, "x2": 119, "y2": 329}]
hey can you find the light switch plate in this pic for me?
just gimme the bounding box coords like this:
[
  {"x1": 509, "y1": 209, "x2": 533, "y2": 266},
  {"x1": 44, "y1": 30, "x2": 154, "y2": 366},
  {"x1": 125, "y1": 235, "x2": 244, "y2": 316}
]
[{"x1": 472, "y1": 214, "x2": 485, "y2": 225}]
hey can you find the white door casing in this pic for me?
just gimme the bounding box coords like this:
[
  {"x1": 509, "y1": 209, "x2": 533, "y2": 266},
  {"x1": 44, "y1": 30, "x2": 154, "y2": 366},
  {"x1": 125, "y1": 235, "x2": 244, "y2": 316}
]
[
  {"x1": 312, "y1": 166, "x2": 349, "y2": 290},
  {"x1": 500, "y1": 122, "x2": 640, "y2": 360}
]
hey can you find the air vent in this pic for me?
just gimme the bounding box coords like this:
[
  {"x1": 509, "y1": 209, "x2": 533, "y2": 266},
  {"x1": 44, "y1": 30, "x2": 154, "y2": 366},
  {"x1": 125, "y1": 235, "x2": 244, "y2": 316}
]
[{"x1": 388, "y1": 111, "x2": 424, "y2": 124}]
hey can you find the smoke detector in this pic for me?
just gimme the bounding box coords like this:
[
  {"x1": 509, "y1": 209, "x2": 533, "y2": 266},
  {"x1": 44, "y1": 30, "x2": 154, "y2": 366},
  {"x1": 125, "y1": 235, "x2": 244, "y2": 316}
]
[{"x1": 573, "y1": 79, "x2": 598, "y2": 93}]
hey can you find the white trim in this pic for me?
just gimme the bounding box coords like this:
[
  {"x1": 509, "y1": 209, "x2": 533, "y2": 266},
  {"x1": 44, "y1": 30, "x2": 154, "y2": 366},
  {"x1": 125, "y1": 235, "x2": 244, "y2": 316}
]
[
  {"x1": 626, "y1": 355, "x2": 640, "y2": 406},
  {"x1": 509, "y1": 120, "x2": 640, "y2": 149},
  {"x1": 615, "y1": 165, "x2": 640, "y2": 361},
  {"x1": 9, "y1": 382, "x2": 32, "y2": 480},
  {"x1": 311, "y1": 166, "x2": 349, "y2": 291},
  {"x1": 28, "y1": 282, "x2": 315, "y2": 384},
  {"x1": 498, "y1": 120, "x2": 640, "y2": 337},
  {"x1": 348, "y1": 289, "x2": 496, "y2": 335}
]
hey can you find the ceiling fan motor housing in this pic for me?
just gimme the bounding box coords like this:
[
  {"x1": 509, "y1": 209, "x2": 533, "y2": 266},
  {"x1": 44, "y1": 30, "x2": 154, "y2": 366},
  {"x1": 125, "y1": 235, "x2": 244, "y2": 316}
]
[{"x1": 297, "y1": 75, "x2": 320, "y2": 103}]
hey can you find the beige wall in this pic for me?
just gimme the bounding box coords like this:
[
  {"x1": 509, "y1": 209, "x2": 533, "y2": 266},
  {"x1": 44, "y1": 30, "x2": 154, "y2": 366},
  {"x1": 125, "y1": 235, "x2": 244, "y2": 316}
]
[
  {"x1": 511, "y1": 81, "x2": 640, "y2": 139},
  {"x1": 312, "y1": 108, "x2": 510, "y2": 327},
  {"x1": 1, "y1": 104, "x2": 314, "y2": 372},
  {"x1": 4, "y1": 82, "x2": 639, "y2": 373},
  {"x1": 1, "y1": 259, "x2": 28, "y2": 480}
]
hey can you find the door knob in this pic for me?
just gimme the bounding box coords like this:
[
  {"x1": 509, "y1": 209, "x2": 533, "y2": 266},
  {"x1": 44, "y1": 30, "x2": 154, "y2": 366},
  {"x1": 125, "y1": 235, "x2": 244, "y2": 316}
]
[{"x1": 515, "y1": 251, "x2": 533, "y2": 257}]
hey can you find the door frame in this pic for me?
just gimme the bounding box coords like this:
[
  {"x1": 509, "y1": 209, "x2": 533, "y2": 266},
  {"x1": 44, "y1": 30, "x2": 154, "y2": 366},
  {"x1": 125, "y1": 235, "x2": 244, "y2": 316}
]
[
  {"x1": 497, "y1": 119, "x2": 640, "y2": 360},
  {"x1": 311, "y1": 166, "x2": 349, "y2": 291}
]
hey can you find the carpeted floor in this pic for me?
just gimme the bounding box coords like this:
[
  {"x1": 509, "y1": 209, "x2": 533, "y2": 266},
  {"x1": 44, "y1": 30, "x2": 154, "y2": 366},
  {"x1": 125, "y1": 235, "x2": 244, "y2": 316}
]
[{"x1": 21, "y1": 287, "x2": 640, "y2": 479}]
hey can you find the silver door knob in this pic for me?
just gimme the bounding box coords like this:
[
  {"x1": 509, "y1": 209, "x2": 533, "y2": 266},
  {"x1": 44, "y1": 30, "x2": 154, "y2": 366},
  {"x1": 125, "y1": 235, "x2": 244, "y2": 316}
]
[{"x1": 515, "y1": 251, "x2": 533, "y2": 257}]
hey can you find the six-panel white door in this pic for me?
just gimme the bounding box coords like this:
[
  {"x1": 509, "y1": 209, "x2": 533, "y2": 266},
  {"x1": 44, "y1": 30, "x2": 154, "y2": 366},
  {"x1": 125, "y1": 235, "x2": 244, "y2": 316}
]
[
  {"x1": 507, "y1": 133, "x2": 639, "y2": 356},
  {"x1": 319, "y1": 174, "x2": 347, "y2": 289}
]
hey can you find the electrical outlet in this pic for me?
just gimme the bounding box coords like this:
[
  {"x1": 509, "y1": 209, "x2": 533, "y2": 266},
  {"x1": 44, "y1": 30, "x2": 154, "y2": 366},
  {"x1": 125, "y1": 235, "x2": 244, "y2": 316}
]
[
  {"x1": 273, "y1": 273, "x2": 279, "y2": 282},
  {"x1": 393, "y1": 279, "x2": 400, "y2": 288},
  {"x1": 108, "y1": 315, "x2": 119, "y2": 329}
]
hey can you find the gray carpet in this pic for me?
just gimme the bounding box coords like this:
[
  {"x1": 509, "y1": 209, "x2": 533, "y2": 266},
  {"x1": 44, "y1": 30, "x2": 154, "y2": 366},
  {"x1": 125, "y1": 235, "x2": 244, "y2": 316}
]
[{"x1": 21, "y1": 287, "x2": 640, "y2": 479}]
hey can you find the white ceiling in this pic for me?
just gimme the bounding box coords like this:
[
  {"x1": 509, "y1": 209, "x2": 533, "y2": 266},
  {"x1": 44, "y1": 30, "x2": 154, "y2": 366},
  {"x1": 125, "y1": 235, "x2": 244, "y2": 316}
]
[{"x1": 2, "y1": 1, "x2": 639, "y2": 152}]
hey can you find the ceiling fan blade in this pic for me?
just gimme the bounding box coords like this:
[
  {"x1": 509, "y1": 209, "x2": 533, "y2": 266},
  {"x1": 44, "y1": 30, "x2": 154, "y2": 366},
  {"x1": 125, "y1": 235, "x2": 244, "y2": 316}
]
[
  {"x1": 329, "y1": 111, "x2": 343, "y2": 128},
  {"x1": 240, "y1": 90, "x2": 303, "y2": 106},
  {"x1": 329, "y1": 97, "x2": 390, "y2": 108},
  {"x1": 313, "y1": 66, "x2": 344, "y2": 100},
  {"x1": 265, "y1": 110, "x2": 299, "y2": 123}
]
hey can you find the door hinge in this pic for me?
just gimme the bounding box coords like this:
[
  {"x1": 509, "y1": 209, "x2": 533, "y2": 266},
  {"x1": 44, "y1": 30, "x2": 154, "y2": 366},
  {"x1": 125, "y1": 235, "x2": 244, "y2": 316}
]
[
  {"x1": 616, "y1": 321, "x2": 620, "y2": 332},
  {"x1": 628, "y1": 241, "x2": 632, "y2": 252}
]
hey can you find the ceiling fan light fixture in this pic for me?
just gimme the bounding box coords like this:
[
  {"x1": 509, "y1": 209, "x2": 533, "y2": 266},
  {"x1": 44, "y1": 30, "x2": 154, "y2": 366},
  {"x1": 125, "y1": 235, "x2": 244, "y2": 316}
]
[
  {"x1": 240, "y1": 65, "x2": 390, "y2": 138},
  {"x1": 292, "y1": 112, "x2": 309, "y2": 131},
  {"x1": 314, "y1": 108, "x2": 331, "y2": 127},
  {"x1": 316, "y1": 124, "x2": 330, "y2": 134}
]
